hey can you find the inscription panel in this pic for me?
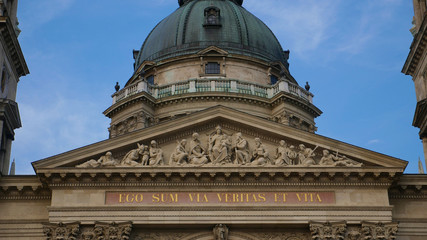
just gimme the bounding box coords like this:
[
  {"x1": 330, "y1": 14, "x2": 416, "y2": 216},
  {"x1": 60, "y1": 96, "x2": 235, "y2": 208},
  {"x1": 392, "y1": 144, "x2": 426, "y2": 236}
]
[{"x1": 105, "y1": 191, "x2": 335, "y2": 206}]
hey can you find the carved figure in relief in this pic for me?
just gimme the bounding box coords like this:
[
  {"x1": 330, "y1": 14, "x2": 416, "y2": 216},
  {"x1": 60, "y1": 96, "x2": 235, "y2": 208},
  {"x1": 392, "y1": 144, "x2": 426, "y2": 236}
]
[
  {"x1": 170, "y1": 139, "x2": 189, "y2": 165},
  {"x1": 297, "y1": 144, "x2": 317, "y2": 166},
  {"x1": 76, "y1": 152, "x2": 118, "y2": 168},
  {"x1": 234, "y1": 132, "x2": 250, "y2": 165},
  {"x1": 213, "y1": 224, "x2": 229, "y2": 240},
  {"x1": 319, "y1": 150, "x2": 336, "y2": 166},
  {"x1": 121, "y1": 143, "x2": 146, "y2": 167},
  {"x1": 149, "y1": 140, "x2": 164, "y2": 166},
  {"x1": 319, "y1": 150, "x2": 363, "y2": 167},
  {"x1": 189, "y1": 132, "x2": 209, "y2": 165},
  {"x1": 209, "y1": 126, "x2": 231, "y2": 165},
  {"x1": 251, "y1": 138, "x2": 270, "y2": 166},
  {"x1": 274, "y1": 140, "x2": 292, "y2": 165}
]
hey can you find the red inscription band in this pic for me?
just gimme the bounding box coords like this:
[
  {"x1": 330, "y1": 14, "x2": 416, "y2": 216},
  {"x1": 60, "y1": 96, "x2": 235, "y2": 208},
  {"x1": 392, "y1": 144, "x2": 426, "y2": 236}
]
[{"x1": 105, "y1": 192, "x2": 335, "y2": 205}]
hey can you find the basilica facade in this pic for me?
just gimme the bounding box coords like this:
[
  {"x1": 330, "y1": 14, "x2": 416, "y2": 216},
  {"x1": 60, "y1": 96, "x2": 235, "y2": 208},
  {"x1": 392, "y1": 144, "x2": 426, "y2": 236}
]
[{"x1": 1, "y1": 0, "x2": 427, "y2": 239}]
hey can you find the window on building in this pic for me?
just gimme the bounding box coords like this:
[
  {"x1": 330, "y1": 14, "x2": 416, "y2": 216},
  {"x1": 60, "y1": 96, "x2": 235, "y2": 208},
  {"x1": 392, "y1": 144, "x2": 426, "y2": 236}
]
[
  {"x1": 205, "y1": 62, "x2": 220, "y2": 74},
  {"x1": 204, "y1": 7, "x2": 221, "y2": 28},
  {"x1": 146, "y1": 75, "x2": 154, "y2": 85},
  {"x1": 207, "y1": 14, "x2": 218, "y2": 25},
  {"x1": 0, "y1": 65, "x2": 8, "y2": 94},
  {"x1": 270, "y1": 75, "x2": 278, "y2": 85}
]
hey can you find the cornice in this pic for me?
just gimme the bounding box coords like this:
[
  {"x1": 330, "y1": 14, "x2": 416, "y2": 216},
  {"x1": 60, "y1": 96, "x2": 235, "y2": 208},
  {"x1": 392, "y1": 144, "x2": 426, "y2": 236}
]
[
  {"x1": 0, "y1": 175, "x2": 51, "y2": 201},
  {"x1": 104, "y1": 89, "x2": 320, "y2": 119},
  {"x1": 0, "y1": 16, "x2": 29, "y2": 78},
  {"x1": 36, "y1": 167, "x2": 401, "y2": 189},
  {"x1": 389, "y1": 174, "x2": 427, "y2": 199},
  {"x1": 403, "y1": 13, "x2": 427, "y2": 77}
]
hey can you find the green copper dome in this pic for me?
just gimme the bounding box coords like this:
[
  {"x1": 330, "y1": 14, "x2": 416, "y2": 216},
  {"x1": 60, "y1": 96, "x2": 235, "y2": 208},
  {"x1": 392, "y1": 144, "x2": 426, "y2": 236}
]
[{"x1": 135, "y1": 0, "x2": 288, "y2": 70}]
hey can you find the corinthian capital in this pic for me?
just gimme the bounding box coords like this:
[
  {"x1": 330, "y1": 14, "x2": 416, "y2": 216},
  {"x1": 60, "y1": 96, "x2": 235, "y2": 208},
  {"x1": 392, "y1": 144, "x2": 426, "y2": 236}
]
[{"x1": 309, "y1": 221, "x2": 347, "y2": 240}]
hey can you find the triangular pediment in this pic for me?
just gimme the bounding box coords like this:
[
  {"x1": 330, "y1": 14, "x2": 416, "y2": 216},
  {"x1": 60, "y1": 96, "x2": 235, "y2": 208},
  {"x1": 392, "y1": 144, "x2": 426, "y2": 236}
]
[
  {"x1": 197, "y1": 46, "x2": 229, "y2": 56},
  {"x1": 32, "y1": 106, "x2": 407, "y2": 172}
]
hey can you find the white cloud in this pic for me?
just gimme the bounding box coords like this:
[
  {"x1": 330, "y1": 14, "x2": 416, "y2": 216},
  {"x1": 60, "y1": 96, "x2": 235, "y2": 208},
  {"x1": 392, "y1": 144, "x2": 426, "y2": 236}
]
[
  {"x1": 368, "y1": 139, "x2": 380, "y2": 145},
  {"x1": 19, "y1": 0, "x2": 75, "y2": 33},
  {"x1": 245, "y1": 0, "x2": 337, "y2": 56}
]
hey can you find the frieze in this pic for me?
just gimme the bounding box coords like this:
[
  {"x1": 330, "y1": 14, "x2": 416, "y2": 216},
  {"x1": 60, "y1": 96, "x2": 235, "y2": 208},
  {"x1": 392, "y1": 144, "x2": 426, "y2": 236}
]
[{"x1": 76, "y1": 125, "x2": 364, "y2": 169}]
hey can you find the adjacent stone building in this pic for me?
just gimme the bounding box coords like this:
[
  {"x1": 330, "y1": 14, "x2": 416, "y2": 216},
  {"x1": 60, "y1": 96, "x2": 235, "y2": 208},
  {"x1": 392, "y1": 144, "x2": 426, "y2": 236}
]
[
  {"x1": 0, "y1": 0, "x2": 28, "y2": 176},
  {"x1": 0, "y1": 0, "x2": 426, "y2": 239}
]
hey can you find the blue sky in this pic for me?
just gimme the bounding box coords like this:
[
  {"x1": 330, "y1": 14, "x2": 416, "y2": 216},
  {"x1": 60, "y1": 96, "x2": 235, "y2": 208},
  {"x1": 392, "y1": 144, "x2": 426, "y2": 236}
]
[{"x1": 12, "y1": 0, "x2": 420, "y2": 174}]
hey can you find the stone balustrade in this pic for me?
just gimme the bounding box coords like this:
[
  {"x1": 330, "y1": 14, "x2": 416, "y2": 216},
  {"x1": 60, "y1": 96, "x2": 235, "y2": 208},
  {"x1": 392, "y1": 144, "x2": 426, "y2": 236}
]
[{"x1": 112, "y1": 78, "x2": 313, "y2": 104}]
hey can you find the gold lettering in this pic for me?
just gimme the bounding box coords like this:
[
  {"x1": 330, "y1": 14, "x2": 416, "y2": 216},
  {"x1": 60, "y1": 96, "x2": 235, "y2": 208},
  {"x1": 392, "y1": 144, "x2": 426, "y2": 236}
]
[
  {"x1": 126, "y1": 194, "x2": 134, "y2": 203},
  {"x1": 258, "y1": 193, "x2": 266, "y2": 202},
  {"x1": 274, "y1": 193, "x2": 279, "y2": 202},
  {"x1": 170, "y1": 193, "x2": 178, "y2": 203},
  {"x1": 296, "y1": 193, "x2": 302, "y2": 201},
  {"x1": 119, "y1": 193, "x2": 125, "y2": 203},
  {"x1": 217, "y1": 193, "x2": 223, "y2": 202},
  {"x1": 203, "y1": 194, "x2": 209, "y2": 202},
  {"x1": 310, "y1": 193, "x2": 314, "y2": 202},
  {"x1": 282, "y1": 193, "x2": 288, "y2": 202},
  {"x1": 135, "y1": 194, "x2": 143, "y2": 203},
  {"x1": 252, "y1": 194, "x2": 258, "y2": 202},
  {"x1": 225, "y1": 193, "x2": 231, "y2": 202},
  {"x1": 189, "y1": 193, "x2": 195, "y2": 202},
  {"x1": 316, "y1": 194, "x2": 322, "y2": 202},
  {"x1": 152, "y1": 193, "x2": 160, "y2": 203},
  {"x1": 304, "y1": 193, "x2": 308, "y2": 202},
  {"x1": 233, "y1": 193, "x2": 239, "y2": 202}
]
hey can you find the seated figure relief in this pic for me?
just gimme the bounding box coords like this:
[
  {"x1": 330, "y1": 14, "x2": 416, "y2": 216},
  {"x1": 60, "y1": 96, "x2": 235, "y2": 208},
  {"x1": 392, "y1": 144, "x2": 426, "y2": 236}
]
[
  {"x1": 319, "y1": 150, "x2": 363, "y2": 167},
  {"x1": 209, "y1": 126, "x2": 232, "y2": 165},
  {"x1": 251, "y1": 138, "x2": 270, "y2": 166},
  {"x1": 297, "y1": 144, "x2": 317, "y2": 166},
  {"x1": 170, "y1": 139, "x2": 189, "y2": 166},
  {"x1": 189, "y1": 133, "x2": 209, "y2": 165},
  {"x1": 274, "y1": 140, "x2": 293, "y2": 165},
  {"x1": 149, "y1": 140, "x2": 164, "y2": 166},
  {"x1": 76, "y1": 152, "x2": 118, "y2": 168},
  {"x1": 75, "y1": 126, "x2": 363, "y2": 168},
  {"x1": 121, "y1": 143, "x2": 148, "y2": 167},
  {"x1": 234, "y1": 132, "x2": 250, "y2": 165}
]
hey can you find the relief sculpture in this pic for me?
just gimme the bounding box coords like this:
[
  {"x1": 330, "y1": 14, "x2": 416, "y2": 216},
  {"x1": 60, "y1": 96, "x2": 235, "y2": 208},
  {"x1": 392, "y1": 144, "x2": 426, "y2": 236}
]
[
  {"x1": 75, "y1": 125, "x2": 364, "y2": 168},
  {"x1": 170, "y1": 139, "x2": 189, "y2": 166},
  {"x1": 209, "y1": 126, "x2": 232, "y2": 165},
  {"x1": 189, "y1": 132, "x2": 209, "y2": 165}
]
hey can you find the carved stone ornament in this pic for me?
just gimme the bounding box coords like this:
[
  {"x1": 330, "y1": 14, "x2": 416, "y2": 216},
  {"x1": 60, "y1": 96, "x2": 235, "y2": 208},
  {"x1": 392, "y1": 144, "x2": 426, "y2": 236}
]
[
  {"x1": 43, "y1": 222, "x2": 80, "y2": 240},
  {"x1": 213, "y1": 224, "x2": 229, "y2": 240},
  {"x1": 87, "y1": 222, "x2": 132, "y2": 240},
  {"x1": 75, "y1": 125, "x2": 363, "y2": 168},
  {"x1": 361, "y1": 221, "x2": 398, "y2": 240},
  {"x1": 309, "y1": 221, "x2": 347, "y2": 240}
]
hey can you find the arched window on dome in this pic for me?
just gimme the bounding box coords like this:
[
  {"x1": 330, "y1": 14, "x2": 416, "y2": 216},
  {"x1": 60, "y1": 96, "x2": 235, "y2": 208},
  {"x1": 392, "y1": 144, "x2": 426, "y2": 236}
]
[{"x1": 203, "y1": 7, "x2": 221, "y2": 28}]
